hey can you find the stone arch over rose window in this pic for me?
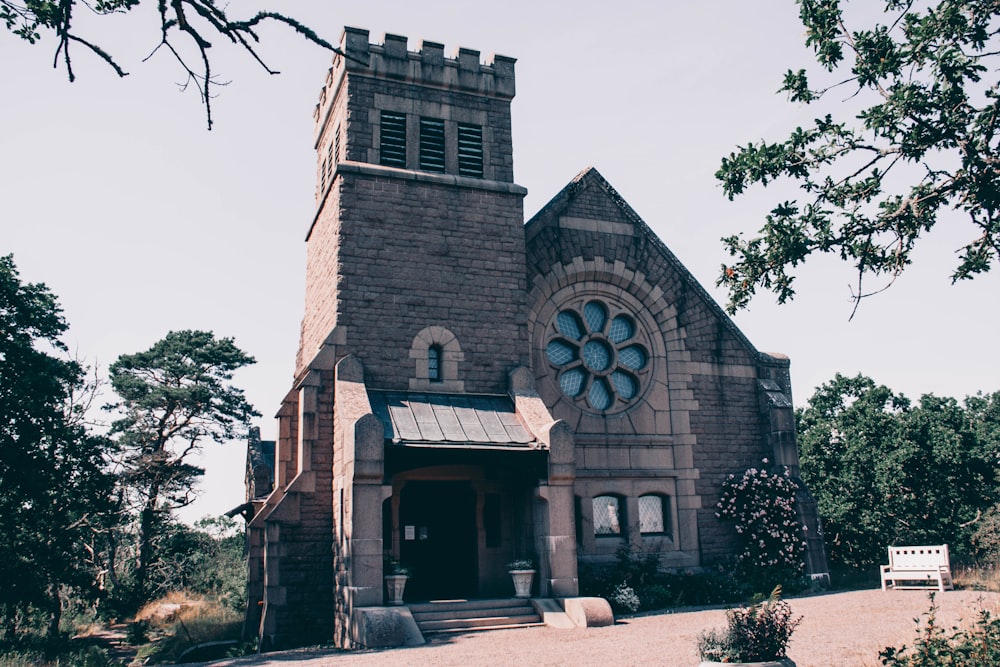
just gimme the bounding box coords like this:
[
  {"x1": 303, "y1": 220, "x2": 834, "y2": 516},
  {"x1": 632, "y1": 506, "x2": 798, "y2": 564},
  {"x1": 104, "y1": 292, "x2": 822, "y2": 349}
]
[{"x1": 545, "y1": 299, "x2": 650, "y2": 412}]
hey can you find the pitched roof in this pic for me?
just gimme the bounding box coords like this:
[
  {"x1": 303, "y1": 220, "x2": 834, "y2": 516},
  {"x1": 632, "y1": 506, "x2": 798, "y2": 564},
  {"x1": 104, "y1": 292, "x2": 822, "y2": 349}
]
[
  {"x1": 368, "y1": 391, "x2": 539, "y2": 449},
  {"x1": 525, "y1": 166, "x2": 768, "y2": 363}
]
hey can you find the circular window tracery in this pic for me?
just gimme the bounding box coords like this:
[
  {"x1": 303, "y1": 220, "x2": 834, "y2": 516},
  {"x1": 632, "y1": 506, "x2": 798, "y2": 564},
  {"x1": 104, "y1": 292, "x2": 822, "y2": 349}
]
[{"x1": 545, "y1": 299, "x2": 650, "y2": 412}]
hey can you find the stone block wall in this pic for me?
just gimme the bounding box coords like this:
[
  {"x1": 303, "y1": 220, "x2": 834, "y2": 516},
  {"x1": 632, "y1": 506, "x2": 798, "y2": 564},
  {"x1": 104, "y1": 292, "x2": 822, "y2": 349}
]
[{"x1": 525, "y1": 168, "x2": 780, "y2": 566}]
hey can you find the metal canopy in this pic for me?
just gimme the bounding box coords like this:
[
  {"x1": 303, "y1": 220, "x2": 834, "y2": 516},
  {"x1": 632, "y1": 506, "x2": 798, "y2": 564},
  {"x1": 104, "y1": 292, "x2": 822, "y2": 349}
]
[{"x1": 368, "y1": 391, "x2": 539, "y2": 450}]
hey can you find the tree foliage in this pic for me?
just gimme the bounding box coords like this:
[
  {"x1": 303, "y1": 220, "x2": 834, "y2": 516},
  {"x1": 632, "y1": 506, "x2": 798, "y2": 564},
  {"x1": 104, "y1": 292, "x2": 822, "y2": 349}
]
[
  {"x1": 797, "y1": 374, "x2": 1000, "y2": 570},
  {"x1": 1, "y1": 0, "x2": 340, "y2": 128},
  {"x1": 0, "y1": 255, "x2": 115, "y2": 642},
  {"x1": 107, "y1": 329, "x2": 257, "y2": 603},
  {"x1": 717, "y1": 1, "x2": 1000, "y2": 315}
]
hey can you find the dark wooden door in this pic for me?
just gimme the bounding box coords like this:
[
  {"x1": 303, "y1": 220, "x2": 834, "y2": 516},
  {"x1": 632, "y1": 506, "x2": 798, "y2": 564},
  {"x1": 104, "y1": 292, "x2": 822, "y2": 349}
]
[{"x1": 399, "y1": 481, "x2": 478, "y2": 600}]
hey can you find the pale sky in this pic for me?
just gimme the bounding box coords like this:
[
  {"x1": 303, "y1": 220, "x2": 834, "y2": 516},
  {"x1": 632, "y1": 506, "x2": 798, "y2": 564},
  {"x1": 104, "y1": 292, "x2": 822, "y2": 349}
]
[{"x1": 2, "y1": 1, "x2": 997, "y2": 524}]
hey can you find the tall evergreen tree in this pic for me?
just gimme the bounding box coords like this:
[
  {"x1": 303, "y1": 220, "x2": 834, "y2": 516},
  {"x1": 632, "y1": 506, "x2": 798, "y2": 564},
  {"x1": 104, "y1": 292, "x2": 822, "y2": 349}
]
[{"x1": 107, "y1": 330, "x2": 257, "y2": 604}]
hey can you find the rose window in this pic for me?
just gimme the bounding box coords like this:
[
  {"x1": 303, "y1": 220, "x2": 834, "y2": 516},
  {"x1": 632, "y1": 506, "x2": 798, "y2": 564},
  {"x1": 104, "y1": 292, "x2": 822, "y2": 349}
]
[{"x1": 545, "y1": 300, "x2": 649, "y2": 411}]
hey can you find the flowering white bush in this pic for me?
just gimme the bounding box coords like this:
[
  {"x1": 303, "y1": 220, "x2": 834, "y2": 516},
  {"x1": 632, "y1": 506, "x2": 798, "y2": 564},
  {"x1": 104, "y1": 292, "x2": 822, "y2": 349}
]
[{"x1": 716, "y1": 460, "x2": 806, "y2": 590}]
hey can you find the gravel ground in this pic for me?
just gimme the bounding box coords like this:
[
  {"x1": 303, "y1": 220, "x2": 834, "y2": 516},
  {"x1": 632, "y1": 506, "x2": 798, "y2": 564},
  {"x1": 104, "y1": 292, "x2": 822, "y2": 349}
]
[{"x1": 195, "y1": 588, "x2": 999, "y2": 667}]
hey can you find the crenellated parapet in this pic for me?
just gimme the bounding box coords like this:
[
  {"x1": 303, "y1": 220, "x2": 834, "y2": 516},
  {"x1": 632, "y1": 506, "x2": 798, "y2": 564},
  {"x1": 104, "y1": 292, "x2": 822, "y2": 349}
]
[{"x1": 313, "y1": 27, "x2": 516, "y2": 130}]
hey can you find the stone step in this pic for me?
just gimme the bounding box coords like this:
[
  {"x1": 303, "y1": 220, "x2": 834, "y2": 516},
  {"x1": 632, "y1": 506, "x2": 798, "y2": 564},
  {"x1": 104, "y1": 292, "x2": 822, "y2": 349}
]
[
  {"x1": 411, "y1": 604, "x2": 536, "y2": 622},
  {"x1": 408, "y1": 598, "x2": 530, "y2": 614},
  {"x1": 417, "y1": 612, "x2": 543, "y2": 633},
  {"x1": 425, "y1": 620, "x2": 547, "y2": 635},
  {"x1": 413, "y1": 606, "x2": 538, "y2": 623},
  {"x1": 408, "y1": 598, "x2": 544, "y2": 636}
]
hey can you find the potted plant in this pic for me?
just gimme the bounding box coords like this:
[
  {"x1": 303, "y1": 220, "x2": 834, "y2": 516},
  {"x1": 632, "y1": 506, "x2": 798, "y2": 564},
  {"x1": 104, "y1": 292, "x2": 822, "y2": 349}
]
[
  {"x1": 384, "y1": 556, "x2": 410, "y2": 606},
  {"x1": 507, "y1": 558, "x2": 535, "y2": 598},
  {"x1": 697, "y1": 585, "x2": 801, "y2": 666}
]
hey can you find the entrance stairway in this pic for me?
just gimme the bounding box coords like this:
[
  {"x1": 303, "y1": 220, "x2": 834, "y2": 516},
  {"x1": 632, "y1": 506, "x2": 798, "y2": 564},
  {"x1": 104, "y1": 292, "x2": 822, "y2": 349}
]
[{"x1": 409, "y1": 598, "x2": 544, "y2": 635}]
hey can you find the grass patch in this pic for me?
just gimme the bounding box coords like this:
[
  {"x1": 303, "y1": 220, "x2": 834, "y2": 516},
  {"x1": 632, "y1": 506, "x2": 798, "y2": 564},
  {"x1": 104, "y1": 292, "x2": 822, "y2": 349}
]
[
  {"x1": 133, "y1": 593, "x2": 245, "y2": 664},
  {"x1": 954, "y1": 565, "x2": 1000, "y2": 592}
]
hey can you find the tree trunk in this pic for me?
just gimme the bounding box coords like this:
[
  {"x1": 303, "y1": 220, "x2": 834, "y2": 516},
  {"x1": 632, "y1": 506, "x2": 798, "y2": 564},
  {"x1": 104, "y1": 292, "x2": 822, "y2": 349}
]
[
  {"x1": 136, "y1": 498, "x2": 157, "y2": 605},
  {"x1": 44, "y1": 583, "x2": 62, "y2": 649}
]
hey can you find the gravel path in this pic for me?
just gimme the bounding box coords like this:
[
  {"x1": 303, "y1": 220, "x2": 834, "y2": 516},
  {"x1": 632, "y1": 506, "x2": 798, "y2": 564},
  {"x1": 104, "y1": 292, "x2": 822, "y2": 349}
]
[{"x1": 195, "y1": 588, "x2": 999, "y2": 667}]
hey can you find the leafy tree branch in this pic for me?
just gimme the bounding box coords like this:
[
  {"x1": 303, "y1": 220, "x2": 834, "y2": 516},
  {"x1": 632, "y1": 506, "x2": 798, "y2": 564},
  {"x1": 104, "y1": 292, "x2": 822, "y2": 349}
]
[{"x1": 717, "y1": 0, "x2": 1000, "y2": 316}]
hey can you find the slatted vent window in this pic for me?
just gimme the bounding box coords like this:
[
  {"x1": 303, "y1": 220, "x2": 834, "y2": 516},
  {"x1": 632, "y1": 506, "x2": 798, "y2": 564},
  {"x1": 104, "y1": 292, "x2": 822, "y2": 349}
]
[
  {"x1": 457, "y1": 123, "x2": 483, "y2": 177},
  {"x1": 379, "y1": 111, "x2": 407, "y2": 168},
  {"x1": 333, "y1": 123, "x2": 341, "y2": 166},
  {"x1": 419, "y1": 117, "x2": 446, "y2": 172}
]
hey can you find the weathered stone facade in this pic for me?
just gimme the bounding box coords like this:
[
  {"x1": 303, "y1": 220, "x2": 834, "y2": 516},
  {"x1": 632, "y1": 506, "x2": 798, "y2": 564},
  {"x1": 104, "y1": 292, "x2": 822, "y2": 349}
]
[{"x1": 243, "y1": 27, "x2": 827, "y2": 652}]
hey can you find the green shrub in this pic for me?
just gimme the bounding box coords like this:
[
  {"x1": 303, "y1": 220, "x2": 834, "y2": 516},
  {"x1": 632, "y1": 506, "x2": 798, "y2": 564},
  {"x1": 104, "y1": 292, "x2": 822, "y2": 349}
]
[
  {"x1": 879, "y1": 593, "x2": 1000, "y2": 666},
  {"x1": 970, "y1": 504, "x2": 1000, "y2": 568},
  {"x1": 609, "y1": 583, "x2": 640, "y2": 614},
  {"x1": 697, "y1": 585, "x2": 802, "y2": 663},
  {"x1": 578, "y1": 547, "x2": 745, "y2": 612},
  {"x1": 0, "y1": 644, "x2": 115, "y2": 667}
]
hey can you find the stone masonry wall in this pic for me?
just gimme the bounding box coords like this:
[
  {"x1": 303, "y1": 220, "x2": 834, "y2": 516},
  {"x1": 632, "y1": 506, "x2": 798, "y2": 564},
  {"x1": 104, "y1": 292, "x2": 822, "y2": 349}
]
[
  {"x1": 332, "y1": 176, "x2": 527, "y2": 393},
  {"x1": 525, "y1": 168, "x2": 774, "y2": 565}
]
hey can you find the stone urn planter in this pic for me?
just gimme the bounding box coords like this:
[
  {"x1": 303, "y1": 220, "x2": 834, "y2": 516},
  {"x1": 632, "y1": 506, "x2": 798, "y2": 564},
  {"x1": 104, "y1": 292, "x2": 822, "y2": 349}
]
[
  {"x1": 509, "y1": 570, "x2": 535, "y2": 598},
  {"x1": 507, "y1": 559, "x2": 535, "y2": 598},
  {"x1": 384, "y1": 574, "x2": 408, "y2": 605},
  {"x1": 384, "y1": 556, "x2": 410, "y2": 606}
]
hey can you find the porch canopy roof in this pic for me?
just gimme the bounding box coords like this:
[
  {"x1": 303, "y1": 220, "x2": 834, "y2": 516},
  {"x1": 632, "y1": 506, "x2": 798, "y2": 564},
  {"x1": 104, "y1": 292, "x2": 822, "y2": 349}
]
[{"x1": 368, "y1": 391, "x2": 540, "y2": 450}]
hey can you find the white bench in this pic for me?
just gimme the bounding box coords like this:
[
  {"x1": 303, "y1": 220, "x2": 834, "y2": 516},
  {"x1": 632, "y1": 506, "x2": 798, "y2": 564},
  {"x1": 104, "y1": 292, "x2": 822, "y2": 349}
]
[{"x1": 880, "y1": 545, "x2": 954, "y2": 592}]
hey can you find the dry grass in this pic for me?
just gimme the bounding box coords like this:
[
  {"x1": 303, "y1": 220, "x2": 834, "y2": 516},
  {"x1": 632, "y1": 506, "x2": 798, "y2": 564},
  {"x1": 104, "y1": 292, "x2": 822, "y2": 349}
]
[
  {"x1": 954, "y1": 565, "x2": 1000, "y2": 592},
  {"x1": 134, "y1": 592, "x2": 243, "y2": 663}
]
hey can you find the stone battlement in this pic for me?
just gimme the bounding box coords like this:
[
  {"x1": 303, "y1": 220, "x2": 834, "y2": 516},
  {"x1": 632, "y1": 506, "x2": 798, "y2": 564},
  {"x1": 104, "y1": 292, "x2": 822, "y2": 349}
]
[{"x1": 313, "y1": 27, "x2": 515, "y2": 128}]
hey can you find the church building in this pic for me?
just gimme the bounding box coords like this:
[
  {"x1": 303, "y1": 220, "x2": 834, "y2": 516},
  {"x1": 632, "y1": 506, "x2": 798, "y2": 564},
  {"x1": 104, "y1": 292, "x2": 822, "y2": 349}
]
[{"x1": 242, "y1": 27, "x2": 828, "y2": 651}]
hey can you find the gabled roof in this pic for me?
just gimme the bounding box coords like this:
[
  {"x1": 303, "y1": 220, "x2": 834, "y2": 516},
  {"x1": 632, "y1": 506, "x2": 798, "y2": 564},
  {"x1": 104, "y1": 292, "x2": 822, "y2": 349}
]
[
  {"x1": 368, "y1": 391, "x2": 539, "y2": 449},
  {"x1": 525, "y1": 166, "x2": 770, "y2": 363}
]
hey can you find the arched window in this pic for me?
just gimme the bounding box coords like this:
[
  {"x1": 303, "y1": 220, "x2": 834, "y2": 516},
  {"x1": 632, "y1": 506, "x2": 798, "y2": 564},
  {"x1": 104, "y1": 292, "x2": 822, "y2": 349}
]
[
  {"x1": 428, "y1": 345, "x2": 442, "y2": 382},
  {"x1": 409, "y1": 326, "x2": 464, "y2": 391},
  {"x1": 593, "y1": 495, "x2": 624, "y2": 536},
  {"x1": 638, "y1": 494, "x2": 670, "y2": 536}
]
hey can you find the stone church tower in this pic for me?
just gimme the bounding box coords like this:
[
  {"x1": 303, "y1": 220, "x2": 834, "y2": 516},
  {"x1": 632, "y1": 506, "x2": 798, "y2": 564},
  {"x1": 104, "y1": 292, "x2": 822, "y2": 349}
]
[{"x1": 243, "y1": 27, "x2": 828, "y2": 652}]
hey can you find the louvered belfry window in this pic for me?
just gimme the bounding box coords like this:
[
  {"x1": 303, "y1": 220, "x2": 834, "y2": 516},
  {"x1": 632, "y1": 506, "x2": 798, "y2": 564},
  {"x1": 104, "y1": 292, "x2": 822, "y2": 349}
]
[
  {"x1": 379, "y1": 111, "x2": 407, "y2": 168},
  {"x1": 419, "y1": 117, "x2": 446, "y2": 172},
  {"x1": 457, "y1": 123, "x2": 483, "y2": 177}
]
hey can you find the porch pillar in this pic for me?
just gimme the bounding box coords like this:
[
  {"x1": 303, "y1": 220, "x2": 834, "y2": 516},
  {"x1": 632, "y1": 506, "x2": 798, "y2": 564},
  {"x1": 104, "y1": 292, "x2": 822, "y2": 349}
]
[{"x1": 537, "y1": 420, "x2": 578, "y2": 597}]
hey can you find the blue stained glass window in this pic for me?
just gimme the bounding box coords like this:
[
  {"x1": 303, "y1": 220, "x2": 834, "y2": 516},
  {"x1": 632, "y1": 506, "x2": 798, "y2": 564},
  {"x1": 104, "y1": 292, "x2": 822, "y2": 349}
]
[
  {"x1": 557, "y1": 311, "x2": 584, "y2": 340},
  {"x1": 584, "y1": 301, "x2": 607, "y2": 334},
  {"x1": 582, "y1": 340, "x2": 612, "y2": 372},
  {"x1": 608, "y1": 316, "x2": 635, "y2": 343},
  {"x1": 588, "y1": 378, "x2": 612, "y2": 410},
  {"x1": 611, "y1": 371, "x2": 637, "y2": 399},
  {"x1": 549, "y1": 301, "x2": 647, "y2": 411},
  {"x1": 619, "y1": 345, "x2": 647, "y2": 371},
  {"x1": 560, "y1": 368, "x2": 586, "y2": 396},
  {"x1": 546, "y1": 340, "x2": 577, "y2": 365}
]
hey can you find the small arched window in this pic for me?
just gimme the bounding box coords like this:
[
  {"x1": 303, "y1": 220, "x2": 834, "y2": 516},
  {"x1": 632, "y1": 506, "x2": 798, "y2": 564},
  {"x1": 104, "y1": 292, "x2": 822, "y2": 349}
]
[
  {"x1": 428, "y1": 345, "x2": 443, "y2": 382},
  {"x1": 593, "y1": 495, "x2": 623, "y2": 536}
]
